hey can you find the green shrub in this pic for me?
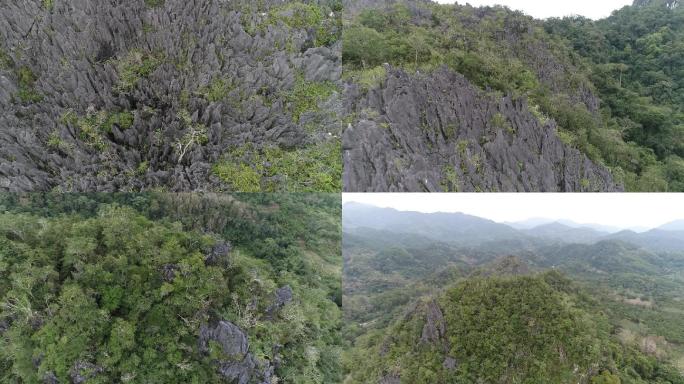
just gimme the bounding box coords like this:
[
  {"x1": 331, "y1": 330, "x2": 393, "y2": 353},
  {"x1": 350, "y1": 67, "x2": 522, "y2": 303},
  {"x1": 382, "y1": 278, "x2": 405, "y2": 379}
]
[
  {"x1": 213, "y1": 140, "x2": 342, "y2": 192},
  {"x1": 202, "y1": 78, "x2": 232, "y2": 102},
  {"x1": 60, "y1": 109, "x2": 134, "y2": 149},
  {"x1": 16, "y1": 66, "x2": 43, "y2": 103},
  {"x1": 440, "y1": 164, "x2": 459, "y2": 192},
  {"x1": 114, "y1": 50, "x2": 161, "y2": 93},
  {"x1": 285, "y1": 76, "x2": 337, "y2": 122},
  {"x1": 342, "y1": 26, "x2": 388, "y2": 68},
  {"x1": 271, "y1": 3, "x2": 322, "y2": 29},
  {"x1": 0, "y1": 48, "x2": 12, "y2": 70},
  {"x1": 144, "y1": 0, "x2": 164, "y2": 8},
  {"x1": 346, "y1": 66, "x2": 387, "y2": 92}
]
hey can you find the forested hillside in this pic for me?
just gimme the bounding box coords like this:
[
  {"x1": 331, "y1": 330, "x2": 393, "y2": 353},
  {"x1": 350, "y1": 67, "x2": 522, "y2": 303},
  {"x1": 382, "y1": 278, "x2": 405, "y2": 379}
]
[
  {"x1": 343, "y1": 204, "x2": 684, "y2": 383},
  {"x1": 0, "y1": 193, "x2": 342, "y2": 383},
  {"x1": 545, "y1": 0, "x2": 684, "y2": 191},
  {"x1": 342, "y1": 0, "x2": 683, "y2": 191},
  {"x1": 346, "y1": 272, "x2": 684, "y2": 383}
]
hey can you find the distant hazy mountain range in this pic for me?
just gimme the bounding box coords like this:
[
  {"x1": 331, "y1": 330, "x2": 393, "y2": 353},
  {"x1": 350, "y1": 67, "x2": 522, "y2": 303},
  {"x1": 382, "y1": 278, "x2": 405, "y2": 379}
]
[{"x1": 344, "y1": 202, "x2": 684, "y2": 252}]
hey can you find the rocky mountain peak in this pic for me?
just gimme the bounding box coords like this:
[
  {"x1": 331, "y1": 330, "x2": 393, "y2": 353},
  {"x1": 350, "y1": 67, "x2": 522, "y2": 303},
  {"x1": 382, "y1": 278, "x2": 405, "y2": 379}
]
[{"x1": 633, "y1": 0, "x2": 680, "y2": 8}]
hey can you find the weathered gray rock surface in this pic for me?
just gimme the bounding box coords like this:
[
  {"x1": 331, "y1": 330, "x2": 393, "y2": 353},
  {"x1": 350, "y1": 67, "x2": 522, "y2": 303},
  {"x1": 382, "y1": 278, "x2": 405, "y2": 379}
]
[
  {"x1": 199, "y1": 320, "x2": 273, "y2": 384},
  {"x1": 343, "y1": 66, "x2": 623, "y2": 192},
  {"x1": 265, "y1": 285, "x2": 294, "y2": 319},
  {"x1": 205, "y1": 240, "x2": 232, "y2": 266},
  {"x1": 0, "y1": 0, "x2": 341, "y2": 191},
  {"x1": 420, "y1": 299, "x2": 446, "y2": 344}
]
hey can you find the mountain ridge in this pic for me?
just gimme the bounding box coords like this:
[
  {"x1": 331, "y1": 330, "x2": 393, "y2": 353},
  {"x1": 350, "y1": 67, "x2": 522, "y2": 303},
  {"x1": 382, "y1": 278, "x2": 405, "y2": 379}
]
[{"x1": 344, "y1": 203, "x2": 684, "y2": 252}]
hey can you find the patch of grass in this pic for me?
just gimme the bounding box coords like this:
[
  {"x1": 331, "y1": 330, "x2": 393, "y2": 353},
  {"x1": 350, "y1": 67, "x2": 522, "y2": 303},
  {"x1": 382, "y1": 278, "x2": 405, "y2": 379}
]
[
  {"x1": 346, "y1": 66, "x2": 387, "y2": 92},
  {"x1": 285, "y1": 76, "x2": 337, "y2": 122},
  {"x1": 259, "y1": 3, "x2": 339, "y2": 46},
  {"x1": 0, "y1": 48, "x2": 13, "y2": 70},
  {"x1": 142, "y1": 23, "x2": 156, "y2": 34},
  {"x1": 61, "y1": 109, "x2": 134, "y2": 150},
  {"x1": 491, "y1": 112, "x2": 507, "y2": 129},
  {"x1": 444, "y1": 122, "x2": 458, "y2": 140},
  {"x1": 16, "y1": 66, "x2": 43, "y2": 103},
  {"x1": 457, "y1": 140, "x2": 469, "y2": 156},
  {"x1": 144, "y1": 0, "x2": 164, "y2": 8},
  {"x1": 60, "y1": 109, "x2": 78, "y2": 126},
  {"x1": 529, "y1": 103, "x2": 550, "y2": 125},
  {"x1": 507, "y1": 125, "x2": 517, "y2": 135},
  {"x1": 213, "y1": 140, "x2": 342, "y2": 192},
  {"x1": 75, "y1": 113, "x2": 108, "y2": 150},
  {"x1": 557, "y1": 129, "x2": 577, "y2": 147},
  {"x1": 47, "y1": 131, "x2": 63, "y2": 150},
  {"x1": 580, "y1": 178, "x2": 591, "y2": 189},
  {"x1": 214, "y1": 162, "x2": 262, "y2": 192},
  {"x1": 201, "y1": 78, "x2": 232, "y2": 102},
  {"x1": 114, "y1": 50, "x2": 162, "y2": 93},
  {"x1": 440, "y1": 164, "x2": 459, "y2": 192},
  {"x1": 136, "y1": 161, "x2": 149, "y2": 176},
  {"x1": 271, "y1": 3, "x2": 323, "y2": 29},
  {"x1": 491, "y1": 112, "x2": 516, "y2": 135},
  {"x1": 42, "y1": 0, "x2": 53, "y2": 10},
  {"x1": 101, "y1": 111, "x2": 134, "y2": 132}
]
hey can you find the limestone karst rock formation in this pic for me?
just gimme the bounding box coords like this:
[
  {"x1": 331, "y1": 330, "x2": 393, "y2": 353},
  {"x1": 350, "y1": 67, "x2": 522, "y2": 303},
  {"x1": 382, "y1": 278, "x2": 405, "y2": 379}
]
[
  {"x1": 0, "y1": 0, "x2": 342, "y2": 192},
  {"x1": 341, "y1": 0, "x2": 624, "y2": 192},
  {"x1": 343, "y1": 67, "x2": 621, "y2": 192}
]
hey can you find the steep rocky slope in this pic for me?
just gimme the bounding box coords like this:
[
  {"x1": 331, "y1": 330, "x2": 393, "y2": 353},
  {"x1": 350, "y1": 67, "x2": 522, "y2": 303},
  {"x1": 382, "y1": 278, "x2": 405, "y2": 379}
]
[
  {"x1": 344, "y1": 67, "x2": 619, "y2": 192},
  {"x1": 0, "y1": 0, "x2": 342, "y2": 192},
  {"x1": 341, "y1": 0, "x2": 626, "y2": 192}
]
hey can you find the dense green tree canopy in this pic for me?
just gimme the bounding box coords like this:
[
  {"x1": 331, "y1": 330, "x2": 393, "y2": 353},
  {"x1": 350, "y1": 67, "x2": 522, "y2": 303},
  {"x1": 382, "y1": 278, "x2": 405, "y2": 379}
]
[{"x1": 0, "y1": 193, "x2": 342, "y2": 383}]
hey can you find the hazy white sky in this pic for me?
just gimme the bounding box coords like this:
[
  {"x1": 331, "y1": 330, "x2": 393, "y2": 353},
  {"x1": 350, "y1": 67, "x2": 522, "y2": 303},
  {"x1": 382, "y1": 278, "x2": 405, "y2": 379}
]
[
  {"x1": 343, "y1": 194, "x2": 684, "y2": 229},
  {"x1": 436, "y1": 0, "x2": 633, "y2": 20}
]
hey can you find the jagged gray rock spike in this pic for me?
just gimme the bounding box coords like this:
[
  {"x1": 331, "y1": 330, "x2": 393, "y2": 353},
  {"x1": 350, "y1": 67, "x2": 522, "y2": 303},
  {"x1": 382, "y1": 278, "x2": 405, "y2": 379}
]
[
  {"x1": 343, "y1": 66, "x2": 622, "y2": 192},
  {"x1": 0, "y1": 0, "x2": 341, "y2": 192}
]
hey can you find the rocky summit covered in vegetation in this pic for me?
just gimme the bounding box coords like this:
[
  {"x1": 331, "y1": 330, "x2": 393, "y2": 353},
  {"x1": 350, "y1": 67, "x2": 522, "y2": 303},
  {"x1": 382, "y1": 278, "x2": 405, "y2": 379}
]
[
  {"x1": 342, "y1": 0, "x2": 684, "y2": 192},
  {"x1": 343, "y1": 203, "x2": 684, "y2": 383},
  {"x1": 348, "y1": 272, "x2": 684, "y2": 384},
  {"x1": 0, "y1": 193, "x2": 343, "y2": 383},
  {"x1": 0, "y1": 0, "x2": 343, "y2": 192}
]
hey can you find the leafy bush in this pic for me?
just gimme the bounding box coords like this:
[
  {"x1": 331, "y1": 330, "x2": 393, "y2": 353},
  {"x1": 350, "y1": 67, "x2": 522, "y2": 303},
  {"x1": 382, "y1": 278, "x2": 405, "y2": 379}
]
[
  {"x1": 16, "y1": 66, "x2": 43, "y2": 103},
  {"x1": 213, "y1": 140, "x2": 342, "y2": 192},
  {"x1": 285, "y1": 76, "x2": 338, "y2": 122}
]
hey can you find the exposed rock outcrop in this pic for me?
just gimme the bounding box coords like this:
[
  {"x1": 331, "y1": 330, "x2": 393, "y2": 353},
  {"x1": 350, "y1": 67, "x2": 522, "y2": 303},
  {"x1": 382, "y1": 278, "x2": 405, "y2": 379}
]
[
  {"x1": 633, "y1": 0, "x2": 680, "y2": 8},
  {"x1": 205, "y1": 240, "x2": 232, "y2": 266},
  {"x1": 43, "y1": 372, "x2": 59, "y2": 384},
  {"x1": 343, "y1": 66, "x2": 622, "y2": 192},
  {"x1": 160, "y1": 264, "x2": 178, "y2": 282},
  {"x1": 69, "y1": 361, "x2": 103, "y2": 384},
  {"x1": 379, "y1": 374, "x2": 401, "y2": 384},
  {"x1": 265, "y1": 285, "x2": 293, "y2": 319},
  {"x1": 0, "y1": 0, "x2": 341, "y2": 192},
  {"x1": 198, "y1": 320, "x2": 273, "y2": 384},
  {"x1": 420, "y1": 299, "x2": 446, "y2": 344},
  {"x1": 443, "y1": 356, "x2": 458, "y2": 371}
]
